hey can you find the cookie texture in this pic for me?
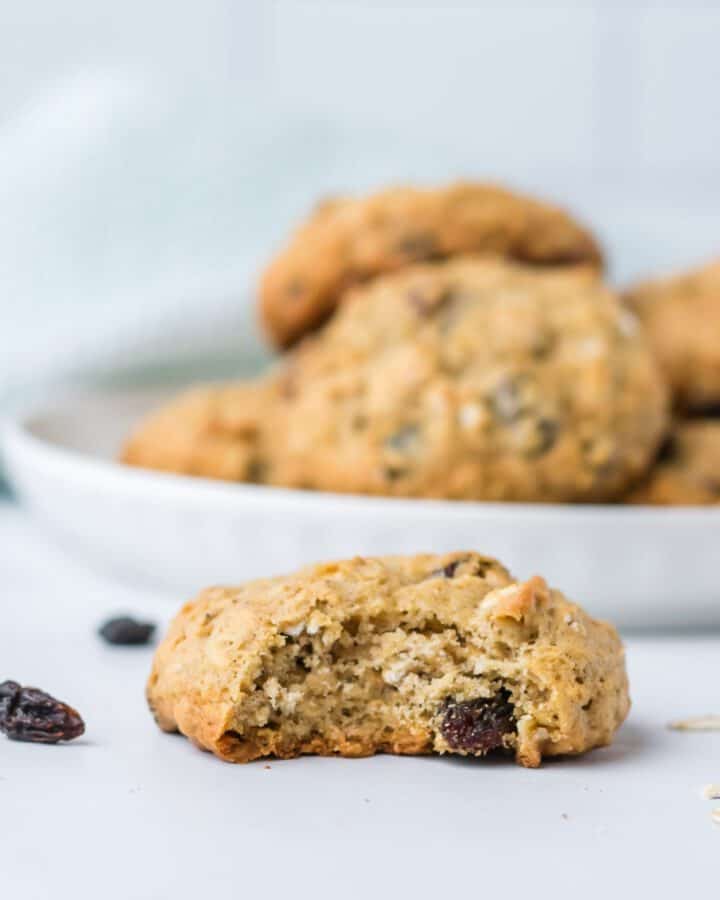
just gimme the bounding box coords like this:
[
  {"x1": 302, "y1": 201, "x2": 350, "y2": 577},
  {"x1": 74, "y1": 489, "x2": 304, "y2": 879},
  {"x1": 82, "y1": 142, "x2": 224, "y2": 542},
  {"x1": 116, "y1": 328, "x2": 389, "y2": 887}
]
[
  {"x1": 625, "y1": 259, "x2": 720, "y2": 411},
  {"x1": 272, "y1": 257, "x2": 669, "y2": 502},
  {"x1": 147, "y1": 552, "x2": 630, "y2": 766},
  {"x1": 625, "y1": 420, "x2": 720, "y2": 505},
  {"x1": 261, "y1": 182, "x2": 604, "y2": 347},
  {"x1": 121, "y1": 381, "x2": 274, "y2": 482}
]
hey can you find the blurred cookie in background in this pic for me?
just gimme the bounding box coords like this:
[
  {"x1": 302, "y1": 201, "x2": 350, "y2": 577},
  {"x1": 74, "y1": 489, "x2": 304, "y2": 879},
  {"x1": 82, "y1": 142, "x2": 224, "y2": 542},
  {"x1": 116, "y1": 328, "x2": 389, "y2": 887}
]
[
  {"x1": 260, "y1": 182, "x2": 604, "y2": 349},
  {"x1": 625, "y1": 259, "x2": 720, "y2": 413},
  {"x1": 271, "y1": 257, "x2": 667, "y2": 502},
  {"x1": 121, "y1": 380, "x2": 277, "y2": 483},
  {"x1": 124, "y1": 257, "x2": 668, "y2": 503},
  {"x1": 624, "y1": 420, "x2": 720, "y2": 506}
]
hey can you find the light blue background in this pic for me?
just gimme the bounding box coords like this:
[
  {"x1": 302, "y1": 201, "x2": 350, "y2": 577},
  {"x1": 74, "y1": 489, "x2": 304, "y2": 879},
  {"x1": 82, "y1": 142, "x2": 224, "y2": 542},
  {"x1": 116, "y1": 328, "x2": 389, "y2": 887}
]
[{"x1": 1, "y1": 1, "x2": 719, "y2": 389}]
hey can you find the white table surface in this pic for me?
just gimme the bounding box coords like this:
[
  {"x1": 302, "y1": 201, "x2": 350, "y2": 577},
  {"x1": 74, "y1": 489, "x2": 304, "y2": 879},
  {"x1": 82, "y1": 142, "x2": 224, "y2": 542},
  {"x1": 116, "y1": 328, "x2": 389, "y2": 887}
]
[{"x1": 1, "y1": 498, "x2": 718, "y2": 899}]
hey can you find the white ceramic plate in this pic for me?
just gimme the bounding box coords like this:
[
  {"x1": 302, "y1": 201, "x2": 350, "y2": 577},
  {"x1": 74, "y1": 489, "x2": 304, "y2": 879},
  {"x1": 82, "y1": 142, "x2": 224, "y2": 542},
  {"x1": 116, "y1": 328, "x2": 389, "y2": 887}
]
[{"x1": 2, "y1": 387, "x2": 719, "y2": 628}]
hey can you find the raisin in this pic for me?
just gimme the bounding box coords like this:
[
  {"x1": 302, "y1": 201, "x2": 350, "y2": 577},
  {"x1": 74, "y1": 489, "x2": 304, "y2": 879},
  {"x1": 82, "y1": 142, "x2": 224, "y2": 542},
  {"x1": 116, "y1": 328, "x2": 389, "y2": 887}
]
[
  {"x1": 384, "y1": 424, "x2": 420, "y2": 452},
  {"x1": 656, "y1": 434, "x2": 679, "y2": 464},
  {"x1": 435, "y1": 560, "x2": 463, "y2": 578},
  {"x1": 429, "y1": 556, "x2": 488, "y2": 579},
  {"x1": 98, "y1": 616, "x2": 156, "y2": 646},
  {"x1": 0, "y1": 680, "x2": 85, "y2": 744},
  {"x1": 0, "y1": 680, "x2": 18, "y2": 723},
  {"x1": 442, "y1": 560, "x2": 461, "y2": 578},
  {"x1": 687, "y1": 402, "x2": 720, "y2": 418},
  {"x1": 439, "y1": 690, "x2": 516, "y2": 754},
  {"x1": 246, "y1": 458, "x2": 268, "y2": 484},
  {"x1": 525, "y1": 417, "x2": 559, "y2": 458}
]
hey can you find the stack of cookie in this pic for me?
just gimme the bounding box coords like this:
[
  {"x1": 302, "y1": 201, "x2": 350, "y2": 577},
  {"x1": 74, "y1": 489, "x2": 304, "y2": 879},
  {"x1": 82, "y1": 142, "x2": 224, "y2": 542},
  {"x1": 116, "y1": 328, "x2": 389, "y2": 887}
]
[
  {"x1": 623, "y1": 261, "x2": 720, "y2": 504},
  {"x1": 122, "y1": 181, "x2": 719, "y2": 505}
]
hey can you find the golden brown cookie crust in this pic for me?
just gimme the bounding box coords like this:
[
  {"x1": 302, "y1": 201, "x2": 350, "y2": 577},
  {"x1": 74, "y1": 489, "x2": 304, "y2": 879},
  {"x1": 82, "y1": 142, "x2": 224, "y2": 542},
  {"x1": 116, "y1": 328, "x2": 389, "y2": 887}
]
[
  {"x1": 147, "y1": 552, "x2": 630, "y2": 767},
  {"x1": 625, "y1": 419, "x2": 720, "y2": 505},
  {"x1": 625, "y1": 259, "x2": 720, "y2": 411},
  {"x1": 261, "y1": 182, "x2": 604, "y2": 347},
  {"x1": 271, "y1": 257, "x2": 668, "y2": 502}
]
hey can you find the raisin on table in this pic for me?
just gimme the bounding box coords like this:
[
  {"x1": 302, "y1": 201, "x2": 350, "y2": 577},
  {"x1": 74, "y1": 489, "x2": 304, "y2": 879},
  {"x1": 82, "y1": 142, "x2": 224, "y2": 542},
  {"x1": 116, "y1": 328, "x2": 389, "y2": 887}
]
[
  {"x1": 0, "y1": 680, "x2": 85, "y2": 744},
  {"x1": 98, "y1": 616, "x2": 156, "y2": 646}
]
